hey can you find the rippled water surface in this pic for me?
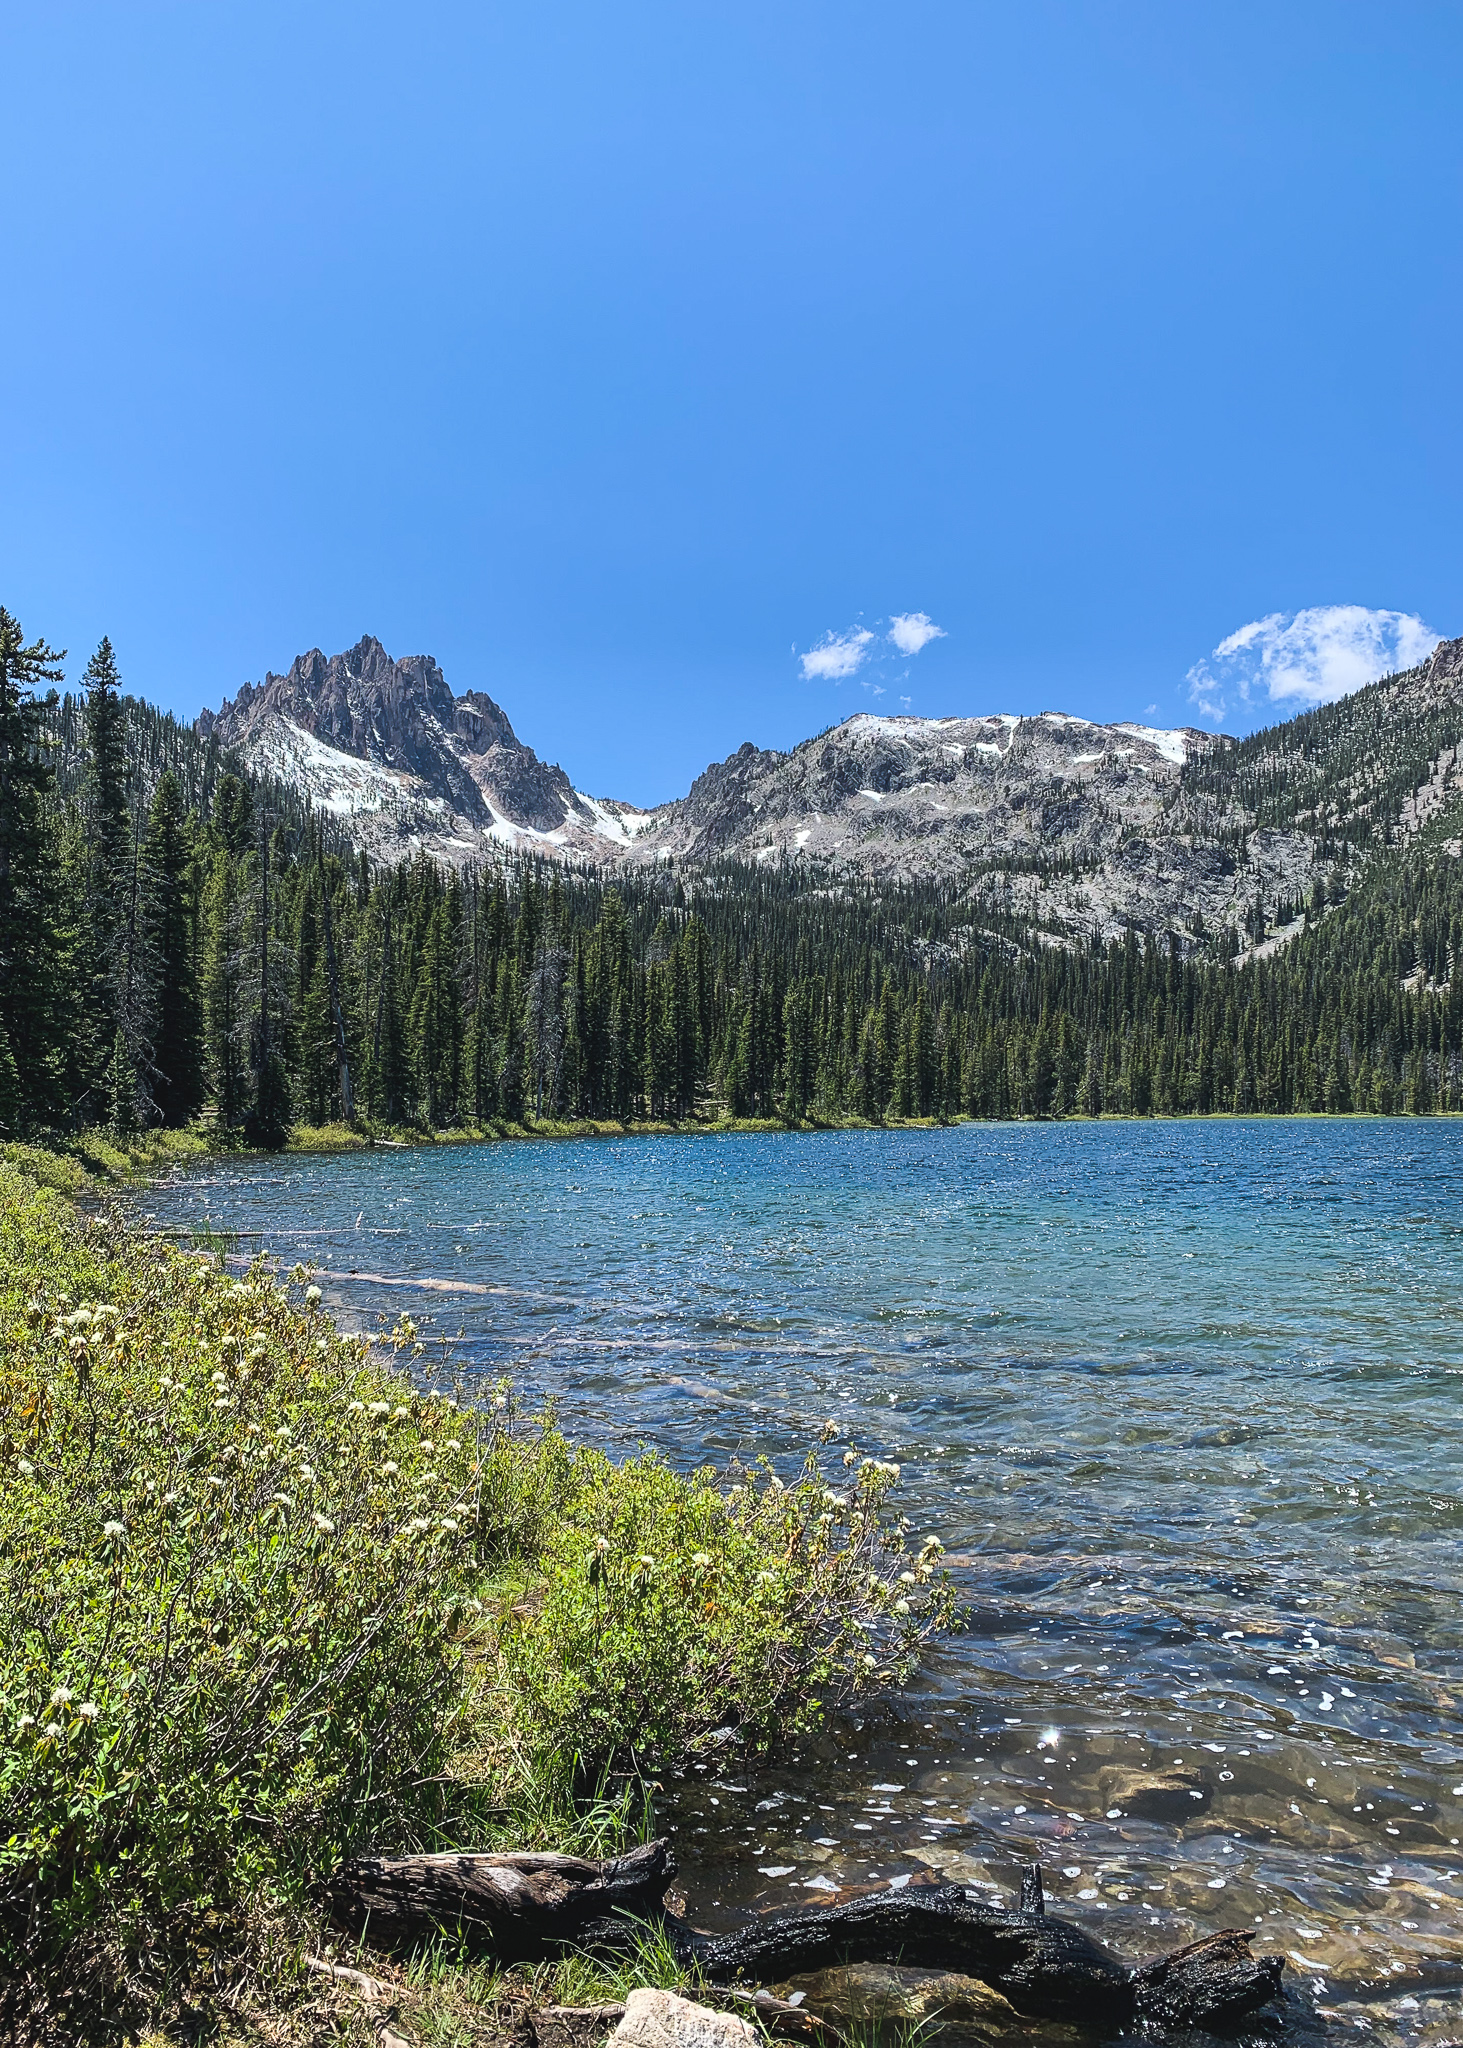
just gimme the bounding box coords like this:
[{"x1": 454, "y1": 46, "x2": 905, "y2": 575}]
[{"x1": 143, "y1": 1121, "x2": 1463, "y2": 2032}]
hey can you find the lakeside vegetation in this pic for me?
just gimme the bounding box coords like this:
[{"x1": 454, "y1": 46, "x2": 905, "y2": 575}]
[
  {"x1": 7, "y1": 606, "x2": 1463, "y2": 1156},
  {"x1": 0, "y1": 1142, "x2": 950, "y2": 2035}
]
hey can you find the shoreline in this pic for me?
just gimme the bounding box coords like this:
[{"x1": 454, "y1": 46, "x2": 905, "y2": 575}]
[{"x1": 23, "y1": 1102, "x2": 1462, "y2": 1191}]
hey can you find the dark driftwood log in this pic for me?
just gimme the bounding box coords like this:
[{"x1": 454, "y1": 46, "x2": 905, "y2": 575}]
[
  {"x1": 684, "y1": 1875, "x2": 1283, "y2": 2033},
  {"x1": 326, "y1": 1838, "x2": 676, "y2": 1960},
  {"x1": 328, "y1": 1842, "x2": 1283, "y2": 2033},
  {"x1": 683, "y1": 1884, "x2": 1134, "y2": 2026},
  {"x1": 1131, "y1": 1929, "x2": 1287, "y2": 2034}
]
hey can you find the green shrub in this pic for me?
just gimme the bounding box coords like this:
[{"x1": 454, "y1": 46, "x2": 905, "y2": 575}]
[
  {"x1": 0, "y1": 1150, "x2": 949, "y2": 1997},
  {"x1": 501, "y1": 1442, "x2": 946, "y2": 1774}
]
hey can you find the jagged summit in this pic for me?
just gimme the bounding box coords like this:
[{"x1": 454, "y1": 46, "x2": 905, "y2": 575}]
[{"x1": 198, "y1": 636, "x2": 652, "y2": 863}]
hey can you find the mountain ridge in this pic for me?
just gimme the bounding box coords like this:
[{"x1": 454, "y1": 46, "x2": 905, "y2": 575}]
[{"x1": 197, "y1": 631, "x2": 1463, "y2": 953}]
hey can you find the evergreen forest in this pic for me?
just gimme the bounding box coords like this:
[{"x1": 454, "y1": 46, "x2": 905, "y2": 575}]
[{"x1": 6, "y1": 605, "x2": 1463, "y2": 1148}]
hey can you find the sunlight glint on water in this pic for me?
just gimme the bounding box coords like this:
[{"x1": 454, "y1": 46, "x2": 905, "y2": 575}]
[{"x1": 144, "y1": 1121, "x2": 1463, "y2": 2027}]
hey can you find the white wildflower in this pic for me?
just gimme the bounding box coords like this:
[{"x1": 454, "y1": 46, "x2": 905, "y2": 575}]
[
  {"x1": 311, "y1": 1512, "x2": 335, "y2": 1534},
  {"x1": 16, "y1": 1459, "x2": 33, "y2": 1478},
  {"x1": 43, "y1": 1722, "x2": 64, "y2": 1741},
  {"x1": 76, "y1": 1702, "x2": 100, "y2": 1722},
  {"x1": 102, "y1": 1519, "x2": 126, "y2": 1539},
  {"x1": 419, "y1": 1441, "x2": 435, "y2": 1455},
  {"x1": 445, "y1": 1438, "x2": 462, "y2": 1451},
  {"x1": 304, "y1": 1285, "x2": 322, "y2": 1307},
  {"x1": 50, "y1": 1687, "x2": 73, "y2": 1708},
  {"x1": 298, "y1": 1464, "x2": 315, "y2": 1482},
  {"x1": 16, "y1": 1715, "x2": 35, "y2": 1732},
  {"x1": 380, "y1": 1461, "x2": 399, "y2": 1478},
  {"x1": 691, "y1": 1551, "x2": 711, "y2": 1569},
  {"x1": 348, "y1": 1400, "x2": 366, "y2": 1415}
]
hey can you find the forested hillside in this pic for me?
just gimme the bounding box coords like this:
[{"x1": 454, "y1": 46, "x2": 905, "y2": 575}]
[{"x1": 4, "y1": 603, "x2": 1463, "y2": 1146}]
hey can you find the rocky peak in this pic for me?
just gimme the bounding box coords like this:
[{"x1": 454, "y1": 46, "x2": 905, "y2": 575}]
[{"x1": 199, "y1": 636, "x2": 652, "y2": 865}]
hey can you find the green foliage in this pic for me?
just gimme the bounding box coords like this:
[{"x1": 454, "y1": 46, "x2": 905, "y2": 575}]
[
  {"x1": 498, "y1": 1440, "x2": 946, "y2": 1779},
  {"x1": 0, "y1": 1153, "x2": 947, "y2": 1990}
]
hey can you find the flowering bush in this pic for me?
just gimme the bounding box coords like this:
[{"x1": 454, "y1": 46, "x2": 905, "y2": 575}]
[{"x1": 0, "y1": 1152, "x2": 949, "y2": 1987}]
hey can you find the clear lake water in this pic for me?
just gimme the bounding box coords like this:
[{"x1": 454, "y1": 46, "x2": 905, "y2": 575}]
[{"x1": 140, "y1": 1120, "x2": 1463, "y2": 2040}]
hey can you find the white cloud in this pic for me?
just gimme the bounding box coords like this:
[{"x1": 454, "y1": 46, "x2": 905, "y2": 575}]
[
  {"x1": 1187, "y1": 605, "x2": 1441, "y2": 724},
  {"x1": 800, "y1": 626, "x2": 875, "y2": 682},
  {"x1": 888, "y1": 612, "x2": 946, "y2": 656}
]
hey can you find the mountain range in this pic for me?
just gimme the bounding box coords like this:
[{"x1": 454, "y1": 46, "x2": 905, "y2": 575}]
[{"x1": 199, "y1": 631, "x2": 1463, "y2": 950}]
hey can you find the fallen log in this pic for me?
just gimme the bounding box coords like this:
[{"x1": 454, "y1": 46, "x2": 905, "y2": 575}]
[
  {"x1": 684, "y1": 1876, "x2": 1284, "y2": 2033},
  {"x1": 326, "y1": 1838, "x2": 676, "y2": 1959},
  {"x1": 327, "y1": 1843, "x2": 1283, "y2": 2033},
  {"x1": 683, "y1": 1882, "x2": 1135, "y2": 2027}
]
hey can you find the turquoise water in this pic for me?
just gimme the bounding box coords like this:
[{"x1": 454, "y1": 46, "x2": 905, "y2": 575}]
[{"x1": 144, "y1": 1122, "x2": 1463, "y2": 2022}]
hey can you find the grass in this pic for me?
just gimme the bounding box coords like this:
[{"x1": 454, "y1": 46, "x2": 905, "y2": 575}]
[{"x1": 0, "y1": 1143, "x2": 952, "y2": 2041}]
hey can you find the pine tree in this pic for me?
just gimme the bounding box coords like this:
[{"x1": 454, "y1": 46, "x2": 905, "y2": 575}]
[
  {"x1": 0, "y1": 609, "x2": 66, "y2": 1131},
  {"x1": 141, "y1": 770, "x2": 204, "y2": 1125},
  {"x1": 80, "y1": 638, "x2": 151, "y2": 1128},
  {"x1": 244, "y1": 815, "x2": 291, "y2": 1150}
]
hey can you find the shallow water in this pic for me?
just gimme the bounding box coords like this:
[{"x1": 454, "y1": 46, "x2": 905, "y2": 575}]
[{"x1": 142, "y1": 1122, "x2": 1463, "y2": 2034}]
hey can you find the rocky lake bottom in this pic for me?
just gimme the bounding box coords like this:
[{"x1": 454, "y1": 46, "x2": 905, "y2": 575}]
[{"x1": 140, "y1": 1120, "x2": 1463, "y2": 2045}]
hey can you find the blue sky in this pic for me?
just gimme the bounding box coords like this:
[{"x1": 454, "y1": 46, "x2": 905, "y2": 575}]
[{"x1": 3, "y1": 2, "x2": 1460, "y2": 804}]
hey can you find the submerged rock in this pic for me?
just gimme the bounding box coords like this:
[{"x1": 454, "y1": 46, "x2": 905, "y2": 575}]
[
  {"x1": 1099, "y1": 1766, "x2": 1211, "y2": 1821},
  {"x1": 773, "y1": 1962, "x2": 1021, "y2": 2030}
]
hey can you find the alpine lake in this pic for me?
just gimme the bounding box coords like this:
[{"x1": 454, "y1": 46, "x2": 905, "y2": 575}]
[{"x1": 141, "y1": 1119, "x2": 1463, "y2": 2042}]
